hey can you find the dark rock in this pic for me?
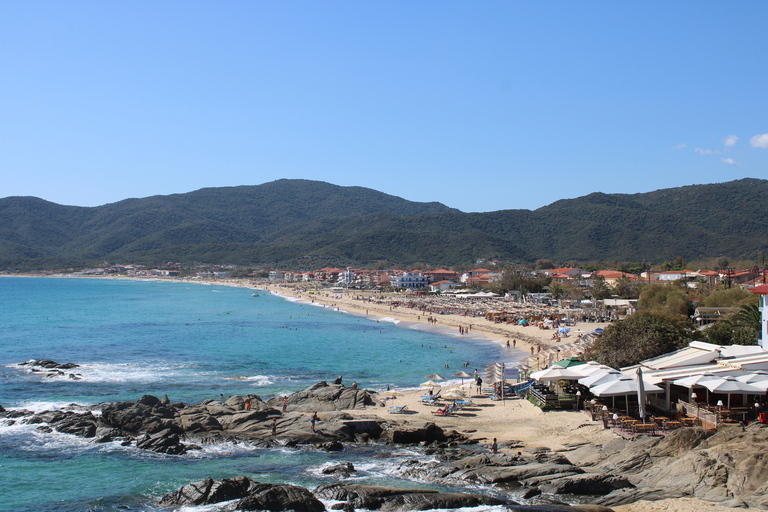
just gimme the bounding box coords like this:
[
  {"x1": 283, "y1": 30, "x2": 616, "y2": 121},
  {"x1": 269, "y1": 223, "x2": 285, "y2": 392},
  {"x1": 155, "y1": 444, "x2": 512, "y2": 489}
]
[
  {"x1": 521, "y1": 487, "x2": 541, "y2": 499},
  {"x1": 537, "y1": 473, "x2": 632, "y2": 495},
  {"x1": 314, "y1": 484, "x2": 510, "y2": 511},
  {"x1": 20, "y1": 359, "x2": 79, "y2": 370},
  {"x1": 320, "y1": 441, "x2": 344, "y2": 452},
  {"x1": 237, "y1": 483, "x2": 326, "y2": 512},
  {"x1": 322, "y1": 462, "x2": 356, "y2": 477},
  {"x1": 135, "y1": 428, "x2": 187, "y2": 455}
]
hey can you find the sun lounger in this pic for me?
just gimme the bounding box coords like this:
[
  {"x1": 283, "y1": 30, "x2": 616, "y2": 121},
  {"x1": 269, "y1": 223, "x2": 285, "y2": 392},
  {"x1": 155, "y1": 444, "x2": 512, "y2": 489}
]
[{"x1": 388, "y1": 405, "x2": 408, "y2": 414}]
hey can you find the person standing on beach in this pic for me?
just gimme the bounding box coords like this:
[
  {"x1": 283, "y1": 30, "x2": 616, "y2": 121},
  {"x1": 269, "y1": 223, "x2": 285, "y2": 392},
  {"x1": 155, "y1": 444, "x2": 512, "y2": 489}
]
[
  {"x1": 271, "y1": 418, "x2": 277, "y2": 436},
  {"x1": 476, "y1": 376, "x2": 483, "y2": 394},
  {"x1": 281, "y1": 396, "x2": 288, "y2": 414},
  {"x1": 490, "y1": 438, "x2": 498, "y2": 454}
]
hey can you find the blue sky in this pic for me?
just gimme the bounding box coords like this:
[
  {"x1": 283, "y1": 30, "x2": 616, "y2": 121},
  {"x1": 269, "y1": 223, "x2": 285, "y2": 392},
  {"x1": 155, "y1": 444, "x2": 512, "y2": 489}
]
[{"x1": 1, "y1": 2, "x2": 766, "y2": 212}]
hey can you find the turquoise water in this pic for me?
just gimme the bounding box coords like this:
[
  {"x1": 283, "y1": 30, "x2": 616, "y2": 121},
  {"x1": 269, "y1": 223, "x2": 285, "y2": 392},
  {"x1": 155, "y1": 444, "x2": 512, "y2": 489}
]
[{"x1": 0, "y1": 277, "x2": 514, "y2": 511}]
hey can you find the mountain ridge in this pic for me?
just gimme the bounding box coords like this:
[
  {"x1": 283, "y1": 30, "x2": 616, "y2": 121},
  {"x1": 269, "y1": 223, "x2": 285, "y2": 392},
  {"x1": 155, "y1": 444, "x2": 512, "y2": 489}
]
[{"x1": 1, "y1": 178, "x2": 766, "y2": 269}]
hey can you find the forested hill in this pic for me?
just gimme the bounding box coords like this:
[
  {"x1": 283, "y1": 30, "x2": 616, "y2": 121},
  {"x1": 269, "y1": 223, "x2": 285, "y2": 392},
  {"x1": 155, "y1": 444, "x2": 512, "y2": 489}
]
[{"x1": 1, "y1": 178, "x2": 766, "y2": 270}]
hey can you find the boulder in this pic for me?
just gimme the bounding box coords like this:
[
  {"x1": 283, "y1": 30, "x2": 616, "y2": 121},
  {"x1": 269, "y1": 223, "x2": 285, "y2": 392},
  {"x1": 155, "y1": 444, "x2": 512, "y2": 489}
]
[
  {"x1": 271, "y1": 382, "x2": 376, "y2": 412},
  {"x1": 537, "y1": 473, "x2": 632, "y2": 495},
  {"x1": 135, "y1": 428, "x2": 188, "y2": 455},
  {"x1": 161, "y1": 476, "x2": 253, "y2": 505},
  {"x1": 313, "y1": 484, "x2": 510, "y2": 511},
  {"x1": 237, "y1": 483, "x2": 325, "y2": 512},
  {"x1": 322, "y1": 462, "x2": 356, "y2": 477}
]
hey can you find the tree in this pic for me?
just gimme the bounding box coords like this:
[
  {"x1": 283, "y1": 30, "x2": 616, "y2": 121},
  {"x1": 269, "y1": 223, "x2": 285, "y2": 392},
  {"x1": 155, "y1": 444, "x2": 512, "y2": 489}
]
[
  {"x1": 638, "y1": 283, "x2": 693, "y2": 318},
  {"x1": 548, "y1": 282, "x2": 565, "y2": 301},
  {"x1": 581, "y1": 312, "x2": 693, "y2": 368},
  {"x1": 590, "y1": 275, "x2": 612, "y2": 300},
  {"x1": 730, "y1": 303, "x2": 761, "y2": 332},
  {"x1": 701, "y1": 287, "x2": 758, "y2": 308},
  {"x1": 535, "y1": 259, "x2": 554, "y2": 270},
  {"x1": 613, "y1": 275, "x2": 640, "y2": 299},
  {"x1": 699, "y1": 320, "x2": 758, "y2": 346}
]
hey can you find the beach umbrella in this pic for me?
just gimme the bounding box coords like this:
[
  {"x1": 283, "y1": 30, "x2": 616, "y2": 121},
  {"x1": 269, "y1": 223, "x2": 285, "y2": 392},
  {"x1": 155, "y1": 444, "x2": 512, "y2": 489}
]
[
  {"x1": 702, "y1": 376, "x2": 760, "y2": 409},
  {"x1": 532, "y1": 366, "x2": 583, "y2": 383},
  {"x1": 572, "y1": 362, "x2": 612, "y2": 376},
  {"x1": 672, "y1": 372, "x2": 719, "y2": 403},
  {"x1": 592, "y1": 376, "x2": 663, "y2": 415},
  {"x1": 591, "y1": 376, "x2": 663, "y2": 397},
  {"x1": 736, "y1": 371, "x2": 768, "y2": 384},
  {"x1": 583, "y1": 371, "x2": 623, "y2": 389},
  {"x1": 421, "y1": 380, "x2": 440, "y2": 388},
  {"x1": 637, "y1": 367, "x2": 647, "y2": 421},
  {"x1": 452, "y1": 371, "x2": 472, "y2": 384},
  {"x1": 518, "y1": 319, "x2": 528, "y2": 325},
  {"x1": 425, "y1": 373, "x2": 445, "y2": 381},
  {"x1": 558, "y1": 327, "x2": 570, "y2": 334},
  {"x1": 554, "y1": 357, "x2": 585, "y2": 368}
]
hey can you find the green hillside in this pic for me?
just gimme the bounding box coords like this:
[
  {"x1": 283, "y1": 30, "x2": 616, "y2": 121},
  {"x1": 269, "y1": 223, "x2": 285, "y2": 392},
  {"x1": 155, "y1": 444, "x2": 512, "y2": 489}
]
[{"x1": 1, "y1": 178, "x2": 766, "y2": 270}]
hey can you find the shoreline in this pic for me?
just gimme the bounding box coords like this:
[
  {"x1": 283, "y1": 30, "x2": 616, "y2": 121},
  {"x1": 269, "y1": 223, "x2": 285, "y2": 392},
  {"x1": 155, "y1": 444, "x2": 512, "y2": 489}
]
[{"x1": 257, "y1": 282, "x2": 613, "y2": 372}]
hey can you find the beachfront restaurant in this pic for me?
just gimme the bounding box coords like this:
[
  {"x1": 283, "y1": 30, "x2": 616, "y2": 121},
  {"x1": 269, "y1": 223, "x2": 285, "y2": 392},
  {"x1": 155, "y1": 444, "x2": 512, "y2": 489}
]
[
  {"x1": 626, "y1": 341, "x2": 768, "y2": 429},
  {"x1": 528, "y1": 341, "x2": 768, "y2": 433}
]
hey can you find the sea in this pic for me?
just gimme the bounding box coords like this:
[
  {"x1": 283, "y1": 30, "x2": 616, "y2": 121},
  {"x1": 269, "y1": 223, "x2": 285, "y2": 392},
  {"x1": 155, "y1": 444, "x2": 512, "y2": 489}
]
[{"x1": 0, "y1": 277, "x2": 523, "y2": 512}]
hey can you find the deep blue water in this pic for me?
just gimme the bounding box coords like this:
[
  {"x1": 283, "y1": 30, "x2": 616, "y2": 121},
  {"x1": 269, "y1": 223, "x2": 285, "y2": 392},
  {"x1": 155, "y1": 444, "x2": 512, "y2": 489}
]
[{"x1": 0, "y1": 277, "x2": 514, "y2": 511}]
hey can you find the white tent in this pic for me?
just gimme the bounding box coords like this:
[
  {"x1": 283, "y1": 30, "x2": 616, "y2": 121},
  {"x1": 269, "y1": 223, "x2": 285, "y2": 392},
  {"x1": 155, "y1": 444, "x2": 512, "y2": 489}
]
[
  {"x1": 579, "y1": 369, "x2": 622, "y2": 387},
  {"x1": 530, "y1": 366, "x2": 583, "y2": 383},
  {"x1": 591, "y1": 376, "x2": 663, "y2": 397},
  {"x1": 702, "y1": 376, "x2": 761, "y2": 408}
]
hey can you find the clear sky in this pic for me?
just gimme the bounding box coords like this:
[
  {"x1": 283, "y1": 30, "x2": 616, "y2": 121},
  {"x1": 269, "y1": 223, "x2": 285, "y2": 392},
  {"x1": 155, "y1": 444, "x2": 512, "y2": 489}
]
[{"x1": 1, "y1": 2, "x2": 766, "y2": 213}]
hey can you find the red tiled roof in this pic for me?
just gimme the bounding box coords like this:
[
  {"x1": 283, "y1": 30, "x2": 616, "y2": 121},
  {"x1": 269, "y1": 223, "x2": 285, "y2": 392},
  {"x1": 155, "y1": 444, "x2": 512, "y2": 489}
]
[{"x1": 750, "y1": 284, "x2": 768, "y2": 294}]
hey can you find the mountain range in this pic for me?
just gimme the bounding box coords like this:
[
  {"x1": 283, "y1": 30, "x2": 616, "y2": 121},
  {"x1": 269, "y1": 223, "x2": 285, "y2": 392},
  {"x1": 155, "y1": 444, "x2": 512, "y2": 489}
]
[{"x1": 1, "y1": 178, "x2": 766, "y2": 270}]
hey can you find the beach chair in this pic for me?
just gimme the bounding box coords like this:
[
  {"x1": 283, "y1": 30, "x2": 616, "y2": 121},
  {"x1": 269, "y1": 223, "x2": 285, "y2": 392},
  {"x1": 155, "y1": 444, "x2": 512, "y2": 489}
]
[{"x1": 388, "y1": 405, "x2": 408, "y2": 414}]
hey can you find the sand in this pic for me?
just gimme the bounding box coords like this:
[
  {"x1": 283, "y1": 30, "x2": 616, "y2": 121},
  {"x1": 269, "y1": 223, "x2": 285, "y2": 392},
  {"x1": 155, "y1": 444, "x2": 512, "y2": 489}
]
[
  {"x1": 258, "y1": 283, "x2": 613, "y2": 368},
  {"x1": 253, "y1": 283, "x2": 618, "y2": 449}
]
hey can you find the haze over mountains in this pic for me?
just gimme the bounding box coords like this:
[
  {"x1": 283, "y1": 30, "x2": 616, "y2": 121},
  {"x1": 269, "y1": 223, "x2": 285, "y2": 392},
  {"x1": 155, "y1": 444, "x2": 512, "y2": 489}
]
[{"x1": 1, "y1": 178, "x2": 766, "y2": 270}]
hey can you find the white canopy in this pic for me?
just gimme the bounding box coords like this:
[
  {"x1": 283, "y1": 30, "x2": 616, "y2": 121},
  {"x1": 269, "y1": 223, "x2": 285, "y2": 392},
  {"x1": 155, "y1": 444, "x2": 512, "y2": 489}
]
[
  {"x1": 702, "y1": 376, "x2": 760, "y2": 394},
  {"x1": 530, "y1": 366, "x2": 583, "y2": 383},
  {"x1": 591, "y1": 376, "x2": 663, "y2": 397},
  {"x1": 672, "y1": 372, "x2": 719, "y2": 389},
  {"x1": 579, "y1": 369, "x2": 621, "y2": 387},
  {"x1": 583, "y1": 371, "x2": 623, "y2": 389}
]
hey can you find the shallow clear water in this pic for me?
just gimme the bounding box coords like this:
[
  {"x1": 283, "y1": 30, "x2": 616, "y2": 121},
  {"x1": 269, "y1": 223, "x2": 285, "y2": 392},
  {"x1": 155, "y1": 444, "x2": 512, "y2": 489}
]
[{"x1": 0, "y1": 277, "x2": 520, "y2": 511}]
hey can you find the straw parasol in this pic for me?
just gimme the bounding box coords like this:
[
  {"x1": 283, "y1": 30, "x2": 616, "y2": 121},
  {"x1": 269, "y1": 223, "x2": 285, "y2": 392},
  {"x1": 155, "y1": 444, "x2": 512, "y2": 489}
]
[{"x1": 452, "y1": 371, "x2": 472, "y2": 384}]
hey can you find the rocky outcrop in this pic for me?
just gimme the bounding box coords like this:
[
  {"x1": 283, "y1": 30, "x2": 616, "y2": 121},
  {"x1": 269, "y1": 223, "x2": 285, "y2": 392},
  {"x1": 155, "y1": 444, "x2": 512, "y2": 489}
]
[
  {"x1": 18, "y1": 359, "x2": 82, "y2": 379},
  {"x1": 0, "y1": 382, "x2": 468, "y2": 458},
  {"x1": 160, "y1": 476, "x2": 325, "y2": 511},
  {"x1": 315, "y1": 483, "x2": 511, "y2": 511},
  {"x1": 267, "y1": 381, "x2": 377, "y2": 412}
]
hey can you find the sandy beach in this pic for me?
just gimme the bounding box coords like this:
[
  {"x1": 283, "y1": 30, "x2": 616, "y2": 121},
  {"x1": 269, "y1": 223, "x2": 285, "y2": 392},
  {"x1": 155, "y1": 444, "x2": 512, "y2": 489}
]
[
  {"x1": 254, "y1": 282, "x2": 619, "y2": 449},
  {"x1": 258, "y1": 283, "x2": 613, "y2": 369}
]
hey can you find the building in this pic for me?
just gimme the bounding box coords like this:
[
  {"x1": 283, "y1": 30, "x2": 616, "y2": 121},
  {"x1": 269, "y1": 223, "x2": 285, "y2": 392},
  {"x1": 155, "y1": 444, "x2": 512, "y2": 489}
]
[
  {"x1": 391, "y1": 272, "x2": 428, "y2": 289},
  {"x1": 750, "y1": 284, "x2": 768, "y2": 349}
]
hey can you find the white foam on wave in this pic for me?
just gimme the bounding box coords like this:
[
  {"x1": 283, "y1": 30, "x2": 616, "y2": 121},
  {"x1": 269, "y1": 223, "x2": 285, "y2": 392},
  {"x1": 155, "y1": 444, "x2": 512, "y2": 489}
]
[
  {"x1": 11, "y1": 400, "x2": 95, "y2": 414},
  {"x1": 377, "y1": 317, "x2": 401, "y2": 325},
  {"x1": 12, "y1": 361, "x2": 199, "y2": 384},
  {"x1": 234, "y1": 374, "x2": 274, "y2": 386}
]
